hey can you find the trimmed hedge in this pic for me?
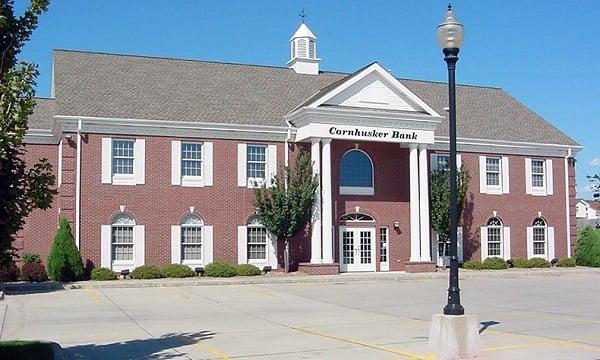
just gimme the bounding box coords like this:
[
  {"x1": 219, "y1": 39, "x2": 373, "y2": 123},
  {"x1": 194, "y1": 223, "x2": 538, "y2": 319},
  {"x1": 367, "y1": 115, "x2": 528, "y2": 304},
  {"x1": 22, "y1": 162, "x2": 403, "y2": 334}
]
[
  {"x1": 512, "y1": 257, "x2": 529, "y2": 268},
  {"x1": 91, "y1": 268, "x2": 118, "y2": 281},
  {"x1": 131, "y1": 265, "x2": 164, "y2": 279},
  {"x1": 21, "y1": 263, "x2": 49, "y2": 282},
  {"x1": 236, "y1": 264, "x2": 262, "y2": 276},
  {"x1": 483, "y1": 257, "x2": 508, "y2": 270},
  {"x1": 21, "y1": 253, "x2": 40, "y2": 264},
  {"x1": 462, "y1": 260, "x2": 484, "y2": 270},
  {"x1": 204, "y1": 261, "x2": 237, "y2": 277},
  {"x1": 160, "y1": 264, "x2": 196, "y2": 278},
  {"x1": 527, "y1": 257, "x2": 550, "y2": 268},
  {"x1": 0, "y1": 263, "x2": 20, "y2": 282},
  {"x1": 47, "y1": 218, "x2": 84, "y2": 282},
  {"x1": 556, "y1": 257, "x2": 576, "y2": 268},
  {"x1": 575, "y1": 226, "x2": 600, "y2": 267}
]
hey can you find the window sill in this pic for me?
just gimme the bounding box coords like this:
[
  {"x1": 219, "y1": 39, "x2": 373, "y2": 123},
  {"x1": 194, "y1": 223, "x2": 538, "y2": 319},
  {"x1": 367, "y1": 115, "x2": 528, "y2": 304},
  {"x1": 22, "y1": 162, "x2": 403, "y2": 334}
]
[
  {"x1": 483, "y1": 187, "x2": 503, "y2": 195},
  {"x1": 339, "y1": 186, "x2": 374, "y2": 196},
  {"x1": 112, "y1": 175, "x2": 136, "y2": 186},
  {"x1": 247, "y1": 178, "x2": 266, "y2": 188},
  {"x1": 530, "y1": 188, "x2": 548, "y2": 196},
  {"x1": 181, "y1": 176, "x2": 204, "y2": 187}
]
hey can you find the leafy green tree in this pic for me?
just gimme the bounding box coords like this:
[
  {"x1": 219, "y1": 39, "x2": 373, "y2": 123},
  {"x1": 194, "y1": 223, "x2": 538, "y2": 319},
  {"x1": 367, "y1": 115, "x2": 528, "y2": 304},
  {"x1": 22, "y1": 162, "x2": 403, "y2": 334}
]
[
  {"x1": 0, "y1": 0, "x2": 55, "y2": 267},
  {"x1": 253, "y1": 151, "x2": 318, "y2": 272},
  {"x1": 47, "y1": 218, "x2": 84, "y2": 282},
  {"x1": 430, "y1": 167, "x2": 471, "y2": 256}
]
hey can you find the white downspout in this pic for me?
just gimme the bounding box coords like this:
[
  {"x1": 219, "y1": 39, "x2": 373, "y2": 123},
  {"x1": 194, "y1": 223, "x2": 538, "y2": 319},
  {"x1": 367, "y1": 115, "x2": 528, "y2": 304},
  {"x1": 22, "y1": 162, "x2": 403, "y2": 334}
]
[
  {"x1": 284, "y1": 117, "x2": 292, "y2": 168},
  {"x1": 564, "y1": 147, "x2": 572, "y2": 258},
  {"x1": 75, "y1": 119, "x2": 82, "y2": 249}
]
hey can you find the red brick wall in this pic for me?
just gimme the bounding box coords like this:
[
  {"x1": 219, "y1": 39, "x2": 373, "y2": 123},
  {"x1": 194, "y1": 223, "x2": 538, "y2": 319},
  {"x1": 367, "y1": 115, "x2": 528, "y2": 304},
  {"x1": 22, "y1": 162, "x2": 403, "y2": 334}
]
[
  {"x1": 331, "y1": 141, "x2": 411, "y2": 271},
  {"x1": 76, "y1": 134, "x2": 290, "y2": 269},
  {"x1": 17, "y1": 143, "x2": 60, "y2": 264},
  {"x1": 458, "y1": 152, "x2": 570, "y2": 261}
]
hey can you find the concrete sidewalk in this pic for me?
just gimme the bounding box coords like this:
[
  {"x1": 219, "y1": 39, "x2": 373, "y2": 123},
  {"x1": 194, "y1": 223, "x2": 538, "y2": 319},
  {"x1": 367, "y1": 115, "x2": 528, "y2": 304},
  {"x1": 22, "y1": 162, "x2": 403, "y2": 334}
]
[{"x1": 4, "y1": 266, "x2": 600, "y2": 292}]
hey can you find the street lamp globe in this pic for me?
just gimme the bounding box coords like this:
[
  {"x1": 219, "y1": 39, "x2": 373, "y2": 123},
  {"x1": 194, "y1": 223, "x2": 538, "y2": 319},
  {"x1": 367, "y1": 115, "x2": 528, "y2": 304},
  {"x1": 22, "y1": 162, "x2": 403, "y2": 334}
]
[{"x1": 436, "y1": 6, "x2": 464, "y2": 50}]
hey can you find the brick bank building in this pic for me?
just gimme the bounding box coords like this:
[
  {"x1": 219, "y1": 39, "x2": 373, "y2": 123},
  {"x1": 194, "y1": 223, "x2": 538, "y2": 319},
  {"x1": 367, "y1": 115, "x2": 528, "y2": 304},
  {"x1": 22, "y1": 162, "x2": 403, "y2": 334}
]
[{"x1": 20, "y1": 23, "x2": 580, "y2": 274}]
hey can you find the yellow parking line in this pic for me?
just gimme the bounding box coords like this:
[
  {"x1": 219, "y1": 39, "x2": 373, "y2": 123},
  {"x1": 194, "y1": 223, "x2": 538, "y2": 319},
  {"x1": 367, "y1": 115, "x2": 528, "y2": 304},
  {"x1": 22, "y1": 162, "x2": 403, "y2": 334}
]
[
  {"x1": 82, "y1": 288, "x2": 102, "y2": 304},
  {"x1": 295, "y1": 327, "x2": 435, "y2": 360},
  {"x1": 193, "y1": 341, "x2": 231, "y2": 360},
  {"x1": 486, "y1": 329, "x2": 600, "y2": 353}
]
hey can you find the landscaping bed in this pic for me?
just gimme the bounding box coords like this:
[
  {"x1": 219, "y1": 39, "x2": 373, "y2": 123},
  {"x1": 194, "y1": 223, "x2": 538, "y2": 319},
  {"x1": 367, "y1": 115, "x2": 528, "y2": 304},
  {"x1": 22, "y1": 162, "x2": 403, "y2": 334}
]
[{"x1": 0, "y1": 340, "x2": 54, "y2": 360}]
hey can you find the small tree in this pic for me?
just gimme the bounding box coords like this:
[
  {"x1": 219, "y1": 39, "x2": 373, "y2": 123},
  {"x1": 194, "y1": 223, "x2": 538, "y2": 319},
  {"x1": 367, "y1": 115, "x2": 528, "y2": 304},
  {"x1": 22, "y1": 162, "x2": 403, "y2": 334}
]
[
  {"x1": 254, "y1": 151, "x2": 318, "y2": 272},
  {"x1": 47, "y1": 218, "x2": 84, "y2": 282},
  {"x1": 430, "y1": 167, "x2": 471, "y2": 258}
]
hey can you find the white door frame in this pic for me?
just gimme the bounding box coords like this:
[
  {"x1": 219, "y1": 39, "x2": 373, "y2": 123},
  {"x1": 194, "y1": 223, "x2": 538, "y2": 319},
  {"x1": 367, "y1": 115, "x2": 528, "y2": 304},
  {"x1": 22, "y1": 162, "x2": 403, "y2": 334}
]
[{"x1": 339, "y1": 226, "x2": 376, "y2": 272}]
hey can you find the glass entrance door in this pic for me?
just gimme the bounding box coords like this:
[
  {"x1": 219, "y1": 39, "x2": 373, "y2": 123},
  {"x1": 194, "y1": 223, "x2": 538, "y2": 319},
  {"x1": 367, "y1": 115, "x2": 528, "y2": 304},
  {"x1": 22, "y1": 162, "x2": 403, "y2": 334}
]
[{"x1": 339, "y1": 227, "x2": 376, "y2": 272}]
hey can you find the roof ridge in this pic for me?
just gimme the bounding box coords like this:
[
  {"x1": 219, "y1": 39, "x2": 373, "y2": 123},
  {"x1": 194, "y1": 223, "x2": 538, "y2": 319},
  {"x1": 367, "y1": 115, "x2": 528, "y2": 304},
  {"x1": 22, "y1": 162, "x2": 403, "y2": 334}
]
[
  {"x1": 53, "y1": 49, "x2": 503, "y2": 89},
  {"x1": 52, "y1": 49, "x2": 350, "y2": 75}
]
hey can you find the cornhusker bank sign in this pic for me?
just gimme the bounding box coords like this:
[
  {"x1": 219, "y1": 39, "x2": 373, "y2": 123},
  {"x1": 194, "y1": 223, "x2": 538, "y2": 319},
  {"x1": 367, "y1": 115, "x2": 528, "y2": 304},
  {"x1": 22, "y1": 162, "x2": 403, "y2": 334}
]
[{"x1": 295, "y1": 123, "x2": 434, "y2": 144}]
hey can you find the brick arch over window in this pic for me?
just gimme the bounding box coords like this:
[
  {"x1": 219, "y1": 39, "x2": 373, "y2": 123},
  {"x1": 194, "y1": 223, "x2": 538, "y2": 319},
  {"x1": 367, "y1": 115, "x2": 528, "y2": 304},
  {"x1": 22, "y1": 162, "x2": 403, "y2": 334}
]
[
  {"x1": 339, "y1": 149, "x2": 374, "y2": 195},
  {"x1": 101, "y1": 210, "x2": 144, "y2": 271},
  {"x1": 171, "y1": 212, "x2": 212, "y2": 266}
]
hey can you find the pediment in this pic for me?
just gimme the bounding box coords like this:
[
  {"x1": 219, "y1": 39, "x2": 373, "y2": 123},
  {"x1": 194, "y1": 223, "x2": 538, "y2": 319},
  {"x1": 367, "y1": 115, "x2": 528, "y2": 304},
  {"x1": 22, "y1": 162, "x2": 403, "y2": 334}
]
[{"x1": 304, "y1": 63, "x2": 440, "y2": 117}]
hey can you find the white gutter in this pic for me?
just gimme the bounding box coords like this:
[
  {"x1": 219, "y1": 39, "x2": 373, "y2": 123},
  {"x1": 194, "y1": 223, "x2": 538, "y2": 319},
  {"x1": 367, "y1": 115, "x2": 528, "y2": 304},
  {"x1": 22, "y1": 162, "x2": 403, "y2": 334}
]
[
  {"x1": 75, "y1": 119, "x2": 82, "y2": 249},
  {"x1": 565, "y1": 147, "x2": 572, "y2": 258}
]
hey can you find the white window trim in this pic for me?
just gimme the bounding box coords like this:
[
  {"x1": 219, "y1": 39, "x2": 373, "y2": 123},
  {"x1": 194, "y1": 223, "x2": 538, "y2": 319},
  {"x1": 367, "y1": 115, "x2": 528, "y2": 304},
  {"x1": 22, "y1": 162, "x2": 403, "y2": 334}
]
[
  {"x1": 430, "y1": 153, "x2": 462, "y2": 172},
  {"x1": 379, "y1": 227, "x2": 389, "y2": 272},
  {"x1": 246, "y1": 223, "x2": 269, "y2": 265},
  {"x1": 238, "y1": 221, "x2": 277, "y2": 268},
  {"x1": 479, "y1": 156, "x2": 509, "y2": 195},
  {"x1": 526, "y1": 158, "x2": 553, "y2": 196},
  {"x1": 102, "y1": 138, "x2": 145, "y2": 186},
  {"x1": 172, "y1": 141, "x2": 213, "y2": 187}
]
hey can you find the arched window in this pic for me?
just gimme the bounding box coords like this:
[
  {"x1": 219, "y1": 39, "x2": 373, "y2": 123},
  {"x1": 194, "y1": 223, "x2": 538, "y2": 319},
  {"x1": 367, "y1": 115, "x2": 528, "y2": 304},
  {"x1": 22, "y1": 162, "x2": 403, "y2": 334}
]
[
  {"x1": 181, "y1": 214, "x2": 203, "y2": 261},
  {"x1": 247, "y1": 216, "x2": 267, "y2": 261},
  {"x1": 486, "y1": 217, "x2": 503, "y2": 257},
  {"x1": 339, "y1": 213, "x2": 374, "y2": 222},
  {"x1": 111, "y1": 213, "x2": 135, "y2": 262},
  {"x1": 532, "y1": 217, "x2": 547, "y2": 256},
  {"x1": 339, "y1": 150, "x2": 374, "y2": 195}
]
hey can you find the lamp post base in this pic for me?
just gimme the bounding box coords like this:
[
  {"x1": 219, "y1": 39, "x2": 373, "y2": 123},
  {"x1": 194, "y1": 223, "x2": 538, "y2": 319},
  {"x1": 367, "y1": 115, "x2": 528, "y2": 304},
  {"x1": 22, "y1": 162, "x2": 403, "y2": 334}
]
[{"x1": 428, "y1": 314, "x2": 481, "y2": 360}]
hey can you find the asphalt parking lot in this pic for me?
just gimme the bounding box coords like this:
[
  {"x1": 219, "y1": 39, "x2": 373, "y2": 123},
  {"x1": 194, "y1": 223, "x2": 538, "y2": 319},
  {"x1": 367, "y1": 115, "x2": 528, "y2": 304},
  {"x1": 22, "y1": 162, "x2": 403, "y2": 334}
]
[{"x1": 2, "y1": 274, "x2": 600, "y2": 359}]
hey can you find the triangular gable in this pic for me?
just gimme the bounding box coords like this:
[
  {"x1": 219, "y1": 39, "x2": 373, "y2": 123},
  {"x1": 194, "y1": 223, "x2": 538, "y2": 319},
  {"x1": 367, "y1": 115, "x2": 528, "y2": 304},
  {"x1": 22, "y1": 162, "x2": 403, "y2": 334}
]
[{"x1": 305, "y1": 63, "x2": 440, "y2": 117}]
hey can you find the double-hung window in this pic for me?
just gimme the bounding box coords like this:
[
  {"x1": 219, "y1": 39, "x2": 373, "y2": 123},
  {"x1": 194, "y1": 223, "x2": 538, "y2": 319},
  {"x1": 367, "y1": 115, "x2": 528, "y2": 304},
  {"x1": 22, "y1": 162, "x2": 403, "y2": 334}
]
[
  {"x1": 112, "y1": 140, "x2": 135, "y2": 175},
  {"x1": 102, "y1": 138, "x2": 145, "y2": 185},
  {"x1": 532, "y1": 218, "x2": 546, "y2": 256},
  {"x1": 112, "y1": 225, "x2": 134, "y2": 261},
  {"x1": 479, "y1": 156, "x2": 509, "y2": 194},
  {"x1": 486, "y1": 217, "x2": 502, "y2": 257},
  {"x1": 181, "y1": 143, "x2": 202, "y2": 177},
  {"x1": 531, "y1": 160, "x2": 545, "y2": 188},
  {"x1": 181, "y1": 216, "x2": 202, "y2": 262},
  {"x1": 247, "y1": 145, "x2": 267, "y2": 182},
  {"x1": 247, "y1": 225, "x2": 267, "y2": 261},
  {"x1": 526, "y1": 158, "x2": 553, "y2": 196}
]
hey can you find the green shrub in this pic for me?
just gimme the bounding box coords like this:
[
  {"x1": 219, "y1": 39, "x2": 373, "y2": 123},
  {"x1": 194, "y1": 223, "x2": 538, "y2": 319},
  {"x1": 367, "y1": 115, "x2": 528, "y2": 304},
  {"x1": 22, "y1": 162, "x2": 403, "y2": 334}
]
[
  {"x1": 47, "y1": 218, "x2": 84, "y2": 282},
  {"x1": 462, "y1": 260, "x2": 483, "y2": 270},
  {"x1": 483, "y1": 257, "x2": 508, "y2": 270},
  {"x1": 131, "y1": 265, "x2": 164, "y2": 279},
  {"x1": 527, "y1": 257, "x2": 550, "y2": 268},
  {"x1": 21, "y1": 262, "x2": 48, "y2": 282},
  {"x1": 21, "y1": 253, "x2": 40, "y2": 264},
  {"x1": 512, "y1": 257, "x2": 529, "y2": 268},
  {"x1": 236, "y1": 264, "x2": 262, "y2": 276},
  {"x1": 204, "y1": 261, "x2": 237, "y2": 277},
  {"x1": 556, "y1": 257, "x2": 576, "y2": 268},
  {"x1": 575, "y1": 226, "x2": 600, "y2": 267},
  {"x1": 0, "y1": 262, "x2": 20, "y2": 282},
  {"x1": 160, "y1": 264, "x2": 196, "y2": 278},
  {"x1": 91, "y1": 268, "x2": 118, "y2": 281}
]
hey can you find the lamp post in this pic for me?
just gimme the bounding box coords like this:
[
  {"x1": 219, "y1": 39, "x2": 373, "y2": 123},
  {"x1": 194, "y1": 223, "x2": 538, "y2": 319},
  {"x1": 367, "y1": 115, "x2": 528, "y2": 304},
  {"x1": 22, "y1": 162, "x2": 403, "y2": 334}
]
[{"x1": 437, "y1": 5, "x2": 465, "y2": 316}]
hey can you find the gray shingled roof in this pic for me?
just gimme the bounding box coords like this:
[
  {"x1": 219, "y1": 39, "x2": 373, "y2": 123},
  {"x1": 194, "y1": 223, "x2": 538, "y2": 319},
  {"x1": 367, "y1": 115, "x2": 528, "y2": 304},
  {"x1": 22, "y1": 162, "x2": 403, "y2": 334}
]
[
  {"x1": 29, "y1": 98, "x2": 55, "y2": 130},
  {"x1": 47, "y1": 49, "x2": 577, "y2": 146}
]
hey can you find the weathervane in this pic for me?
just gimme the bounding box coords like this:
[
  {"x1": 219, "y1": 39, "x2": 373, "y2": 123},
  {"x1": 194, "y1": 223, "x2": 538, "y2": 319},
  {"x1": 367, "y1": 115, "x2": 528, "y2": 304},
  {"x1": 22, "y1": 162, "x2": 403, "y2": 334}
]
[{"x1": 299, "y1": 8, "x2": 307, "y2": 23}]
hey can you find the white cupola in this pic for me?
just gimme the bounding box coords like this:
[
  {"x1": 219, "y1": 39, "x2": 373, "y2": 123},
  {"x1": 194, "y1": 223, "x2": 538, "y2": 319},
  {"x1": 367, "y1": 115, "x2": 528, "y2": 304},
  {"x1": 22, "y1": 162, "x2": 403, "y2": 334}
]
[{"x1": 287, "y1": 23, "x2": 320, "y2": 75}]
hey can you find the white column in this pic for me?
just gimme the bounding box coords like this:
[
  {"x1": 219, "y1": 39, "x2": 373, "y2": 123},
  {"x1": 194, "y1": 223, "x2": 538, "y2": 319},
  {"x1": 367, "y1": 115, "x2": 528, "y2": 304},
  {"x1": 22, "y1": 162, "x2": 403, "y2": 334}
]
[
  {"x1": 409, "y1": 145, "x2": 421, "y2": 262},
  {"x1": 310, "y1": 138, "x2": 322, "y2": 264},
  {"x1": 321, "y1": 139, "x2": 334, "y2": 264},
  {"x1": 419, "y1": 146, "x2": 431, "y2": 262}
]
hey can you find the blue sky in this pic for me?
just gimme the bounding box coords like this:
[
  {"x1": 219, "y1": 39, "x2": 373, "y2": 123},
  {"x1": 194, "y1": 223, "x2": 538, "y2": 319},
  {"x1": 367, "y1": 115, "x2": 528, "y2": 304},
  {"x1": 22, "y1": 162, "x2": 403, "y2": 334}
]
[{"x1": 18, "y1": 0, "x2": 600, "y2": 198}]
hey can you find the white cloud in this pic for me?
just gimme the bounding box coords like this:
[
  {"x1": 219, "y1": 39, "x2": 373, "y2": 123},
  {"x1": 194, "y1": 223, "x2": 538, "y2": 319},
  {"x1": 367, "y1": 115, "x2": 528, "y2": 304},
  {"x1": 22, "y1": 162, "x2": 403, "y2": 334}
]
[{"x1": 590, "y1": 158, "x2": 600, "y2": 166}]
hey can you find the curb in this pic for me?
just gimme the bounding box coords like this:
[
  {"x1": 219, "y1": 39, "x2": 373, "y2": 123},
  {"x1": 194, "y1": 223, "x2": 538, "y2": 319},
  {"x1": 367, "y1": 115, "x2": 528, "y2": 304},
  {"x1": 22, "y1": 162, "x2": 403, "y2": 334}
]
[
  {"x1": 50, "y1": 341, "x2": 69, "y2": 360},
  {"x1": 3, "y1": 267, "x2": 600, "y2": 292}
]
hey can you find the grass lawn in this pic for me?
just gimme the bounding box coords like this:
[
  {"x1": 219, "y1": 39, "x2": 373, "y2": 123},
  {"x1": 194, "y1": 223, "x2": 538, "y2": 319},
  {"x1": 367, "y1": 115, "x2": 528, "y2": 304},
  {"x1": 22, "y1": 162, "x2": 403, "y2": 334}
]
[{"x1": 0, "y1": 340, "x2": 54, "y2": 360}]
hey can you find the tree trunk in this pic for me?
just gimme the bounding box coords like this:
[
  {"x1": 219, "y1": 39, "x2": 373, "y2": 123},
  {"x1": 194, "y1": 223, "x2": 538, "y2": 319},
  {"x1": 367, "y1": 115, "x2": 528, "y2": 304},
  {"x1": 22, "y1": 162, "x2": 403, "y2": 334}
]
[{"x1": 284, "y1": 239, "x2": 290, "y2": 273}]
